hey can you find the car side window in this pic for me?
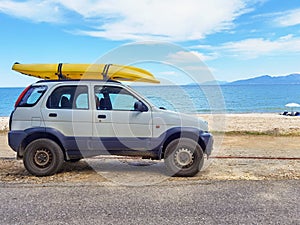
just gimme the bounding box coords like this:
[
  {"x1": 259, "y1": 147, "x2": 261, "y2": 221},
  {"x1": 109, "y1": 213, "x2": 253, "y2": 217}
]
[
  {"x1": 47, "y1": 85, "x2": 89, "y2": 109},
  {"x1": 94, "y1": 85, "x2": 144, "y2": 111},
  {"x1": 18, "y1": 85, "x2": 47, "y2": 107}
]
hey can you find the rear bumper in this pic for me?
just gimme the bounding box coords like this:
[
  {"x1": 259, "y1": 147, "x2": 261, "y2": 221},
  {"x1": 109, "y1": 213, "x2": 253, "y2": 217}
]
[{"x1": 8, "y1": 130, "x2": 27, "y2": 152}]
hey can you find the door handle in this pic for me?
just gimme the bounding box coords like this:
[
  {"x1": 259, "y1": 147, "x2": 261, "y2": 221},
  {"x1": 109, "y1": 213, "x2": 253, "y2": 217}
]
[
  {"x1": 98, "y1": 115, "x2": 106, "y2": 119},
  {"x1": 49, "y1": 113, "x2": 57, "y2": 117}
]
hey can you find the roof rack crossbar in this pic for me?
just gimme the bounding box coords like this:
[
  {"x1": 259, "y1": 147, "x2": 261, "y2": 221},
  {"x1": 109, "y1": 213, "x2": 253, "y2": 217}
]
[
  {"x1": 102, "y1": 64, "x2": 112, "y2": 80},
  {"x1": 56, "y1": 63, "x2": 67, "y2": 80}
]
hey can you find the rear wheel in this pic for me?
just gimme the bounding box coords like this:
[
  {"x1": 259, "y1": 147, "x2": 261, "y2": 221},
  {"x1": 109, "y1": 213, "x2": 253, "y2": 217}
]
[
  {"x1": 164, "y1": 138, "x2": 204, "y2": 177},
  {"x1": 23, "y1": 139, "x2": 64, "y2": 176}
]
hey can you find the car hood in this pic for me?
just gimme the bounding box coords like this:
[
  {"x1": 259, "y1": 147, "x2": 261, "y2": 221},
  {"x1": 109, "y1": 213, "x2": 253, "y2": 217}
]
[{"x1": 152, "y1": 108, "x2": 209, "y2": 132}]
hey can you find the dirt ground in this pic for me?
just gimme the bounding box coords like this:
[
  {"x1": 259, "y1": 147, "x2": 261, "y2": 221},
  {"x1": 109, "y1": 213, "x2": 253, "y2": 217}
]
[{"x1": 0, "y1": 133, "x2": 299, "y2": 185}]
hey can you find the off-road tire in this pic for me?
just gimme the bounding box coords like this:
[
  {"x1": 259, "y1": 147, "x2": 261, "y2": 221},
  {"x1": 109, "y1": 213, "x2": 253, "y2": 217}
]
[
  {"x1": 23, "y1": 138, "x2": 64, "y2": 176},
  {"x1": 164, "y1": 138, "x2": 204, "y2": 177}
]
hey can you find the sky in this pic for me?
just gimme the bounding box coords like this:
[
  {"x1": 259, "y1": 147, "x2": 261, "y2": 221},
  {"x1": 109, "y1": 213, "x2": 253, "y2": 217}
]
[{"x1": 1, "y1": 0, "x2": 300, "y2": 87}]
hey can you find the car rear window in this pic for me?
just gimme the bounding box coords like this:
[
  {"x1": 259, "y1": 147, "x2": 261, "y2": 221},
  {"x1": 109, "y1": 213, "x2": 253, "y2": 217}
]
[{"x1": 18, "y1": 85, "x2": 48, "y2": 107}]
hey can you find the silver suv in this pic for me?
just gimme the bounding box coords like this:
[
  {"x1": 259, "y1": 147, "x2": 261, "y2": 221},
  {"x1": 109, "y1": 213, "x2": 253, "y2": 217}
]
[{"x1": 8, "y1": 80, "x2": 213, "y2": 177}]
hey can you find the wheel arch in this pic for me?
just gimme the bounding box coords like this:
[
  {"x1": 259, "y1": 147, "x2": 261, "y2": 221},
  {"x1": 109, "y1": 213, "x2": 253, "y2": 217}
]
[
  {"x1": 161, "y1": 129, "x2": 206, "y2": 159},
  {"x1": 19, "y1": 132, "x2": 66, "y2": 159}
]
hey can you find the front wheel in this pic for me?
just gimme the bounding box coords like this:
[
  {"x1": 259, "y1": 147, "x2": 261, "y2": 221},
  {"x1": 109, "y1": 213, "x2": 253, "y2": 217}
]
[
  {"x1": 23, "y1": 139, "x2": 64, "y2": 176},
  {"x1": 164, "y1": 138, "x2": 204, "y2": 177}
]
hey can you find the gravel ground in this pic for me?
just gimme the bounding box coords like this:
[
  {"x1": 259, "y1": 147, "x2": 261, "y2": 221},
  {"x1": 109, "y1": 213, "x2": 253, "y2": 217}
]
[{"x1": 1, "y1": 134, "x2": 299, "y2": 185}]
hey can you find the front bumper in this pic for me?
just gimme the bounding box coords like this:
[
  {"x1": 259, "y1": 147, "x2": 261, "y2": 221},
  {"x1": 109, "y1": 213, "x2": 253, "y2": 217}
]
[{"x1": 200, "y1": 132, "x2": 214, "y2": 156}]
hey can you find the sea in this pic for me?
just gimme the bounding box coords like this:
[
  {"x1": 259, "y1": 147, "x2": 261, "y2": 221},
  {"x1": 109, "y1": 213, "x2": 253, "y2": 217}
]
[{"x1": 0, "y1": 84, "x2": 299, "y2": 116}]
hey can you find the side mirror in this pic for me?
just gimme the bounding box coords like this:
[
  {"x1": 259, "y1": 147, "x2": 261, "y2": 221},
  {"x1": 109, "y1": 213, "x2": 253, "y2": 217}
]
[{"x1": 134, "y1": 101, "x2": 148, "y2": 112}]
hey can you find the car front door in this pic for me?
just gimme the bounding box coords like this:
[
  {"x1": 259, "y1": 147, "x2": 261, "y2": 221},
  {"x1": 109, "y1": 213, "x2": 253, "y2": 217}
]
[{"x1": 92, "y1": 85, "x2": 152, "y2": 151}]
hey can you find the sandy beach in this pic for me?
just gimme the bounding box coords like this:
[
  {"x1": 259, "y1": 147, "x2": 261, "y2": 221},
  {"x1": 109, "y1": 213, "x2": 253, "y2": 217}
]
[
  {"x1": 0, "y1": 117, "x2": 9, "y2": 132},
  {"x1": 199, "y1": 113, "x2": 300, "y2": 135},
  {"x1": 2, "y1": 113, "x2": 300, "y2": 134}
]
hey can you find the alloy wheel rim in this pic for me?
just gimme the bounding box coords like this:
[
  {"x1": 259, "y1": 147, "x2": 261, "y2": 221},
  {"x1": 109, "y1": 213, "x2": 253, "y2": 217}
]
[
  {"x1": 34, "y1": 149, "x2": 52, "y2": 168},
  {"x1": 174, "y1": 147, "x2": 194, "y2": 168}
]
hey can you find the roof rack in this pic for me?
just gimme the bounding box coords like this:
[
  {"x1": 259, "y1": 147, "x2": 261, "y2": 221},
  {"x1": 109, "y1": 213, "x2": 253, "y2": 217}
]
[
  {"x1": 36, "y1": 79, "x2": 121, "y2": 84},
  {"x1": 54, "y1": 63, "x2": 113, "y2": 81}
]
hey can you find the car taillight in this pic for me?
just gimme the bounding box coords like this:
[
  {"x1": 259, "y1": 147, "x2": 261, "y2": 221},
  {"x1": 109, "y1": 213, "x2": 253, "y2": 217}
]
[{"x1": 15, "y1": 85, "x2": 31, "y2": 107}]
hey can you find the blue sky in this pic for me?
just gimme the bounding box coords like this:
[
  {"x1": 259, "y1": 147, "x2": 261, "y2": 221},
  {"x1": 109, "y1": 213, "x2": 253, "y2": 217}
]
[{"x1": 1, "y1": 0, "x2": 300, "y2": 87}]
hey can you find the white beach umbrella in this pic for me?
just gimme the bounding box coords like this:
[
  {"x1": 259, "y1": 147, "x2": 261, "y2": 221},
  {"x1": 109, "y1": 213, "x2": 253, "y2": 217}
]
[
  {"x1": 285, "y1": 103, "x2": 300, "y2": 108},
  {"x1": 285, "y1": 102, "x2": 300, "y2": 113}
]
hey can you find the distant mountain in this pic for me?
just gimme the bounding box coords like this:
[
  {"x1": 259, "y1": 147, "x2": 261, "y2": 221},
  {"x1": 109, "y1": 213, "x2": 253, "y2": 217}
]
[{"x1": 228, "y1": 74, "x2": 300, "y2": 85}]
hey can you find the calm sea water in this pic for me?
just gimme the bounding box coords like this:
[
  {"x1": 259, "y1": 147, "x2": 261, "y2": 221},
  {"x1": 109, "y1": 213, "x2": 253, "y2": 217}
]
[
  {"x1": 0, "y1": 88, "x2": 24, "y2": 117},
  {"x1": 133, "y1": 84, "x2": 299, "y2": 114},
  {"x1": 0, "y1": 85, "x2": 299, "y2": 116}
]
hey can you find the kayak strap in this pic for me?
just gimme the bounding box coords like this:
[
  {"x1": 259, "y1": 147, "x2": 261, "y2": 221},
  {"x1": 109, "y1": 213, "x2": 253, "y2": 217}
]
[
  {"x1": 102, "y1": 64, "x2": 112, "y2": 80},
  {"x1": 56, "y1": 63, "x2": 66, "y2": 80}
]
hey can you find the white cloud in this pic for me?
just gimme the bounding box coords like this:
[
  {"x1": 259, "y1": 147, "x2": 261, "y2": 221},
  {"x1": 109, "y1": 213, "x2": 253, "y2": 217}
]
[
  {"x1": 254, "y1": 7, "x2": 300, "y2": 27},
  {"x1": 164, "y1": 51, "x2": 214, "y2": 78},
  {"x1": 74, "y1": 0, "x2": 249, "y2": 41},
  {"x1": 182, "y1": 65, "x2": 212, "y2": 72},
  {"x1": 167, "y1": 50, "x2": 217, "y2": 63},
  {"x1": 220, "y1": 35, "x2": 300, "y2": 58},
  {"x1": 189, "y1": 35, "x2": 300, "y2": 60},
  {"x1": 159, "y1": 71, "x2": 177, "y2": 76},
  {"x1": 0, "y1": 0, "x2": 251, "y2": 41},
  {"x1": 0, "y1": 0, "x2": 64, "y2": 23},
  {"x1": 274, "y1": 8, "x2": 300, "y2": 27}
]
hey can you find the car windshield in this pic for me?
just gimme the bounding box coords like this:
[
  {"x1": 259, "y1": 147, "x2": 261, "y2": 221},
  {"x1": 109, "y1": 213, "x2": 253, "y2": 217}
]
[{"x1": 129, "y1": 85, "x2": 175, "y2": 111}]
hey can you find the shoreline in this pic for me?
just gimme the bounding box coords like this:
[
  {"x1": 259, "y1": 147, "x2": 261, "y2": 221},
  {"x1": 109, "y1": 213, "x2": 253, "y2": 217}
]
[
  {"x1": 197, "y1": 113, "x2": 300, "y2": 135},
  {"x1": 2, "y1": 113, "x2": 300, "y2": 135}
]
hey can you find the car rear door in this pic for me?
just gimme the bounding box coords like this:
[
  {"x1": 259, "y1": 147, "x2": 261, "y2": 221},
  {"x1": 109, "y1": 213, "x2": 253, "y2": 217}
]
[{"x1": 41, "y1": 84, "x2": 92, "y2": 138}]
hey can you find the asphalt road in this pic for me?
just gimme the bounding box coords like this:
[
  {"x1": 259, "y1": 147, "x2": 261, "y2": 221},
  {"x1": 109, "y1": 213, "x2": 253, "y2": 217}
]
[{"x1": 0, "y1": 180, "x2": 299, "y2": 225}]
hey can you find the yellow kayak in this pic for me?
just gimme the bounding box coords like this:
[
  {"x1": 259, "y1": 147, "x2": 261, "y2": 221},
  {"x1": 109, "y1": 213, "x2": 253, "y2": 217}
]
[{"x1": 12, "y1": 63, "x2": 160, "y2": 84}]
